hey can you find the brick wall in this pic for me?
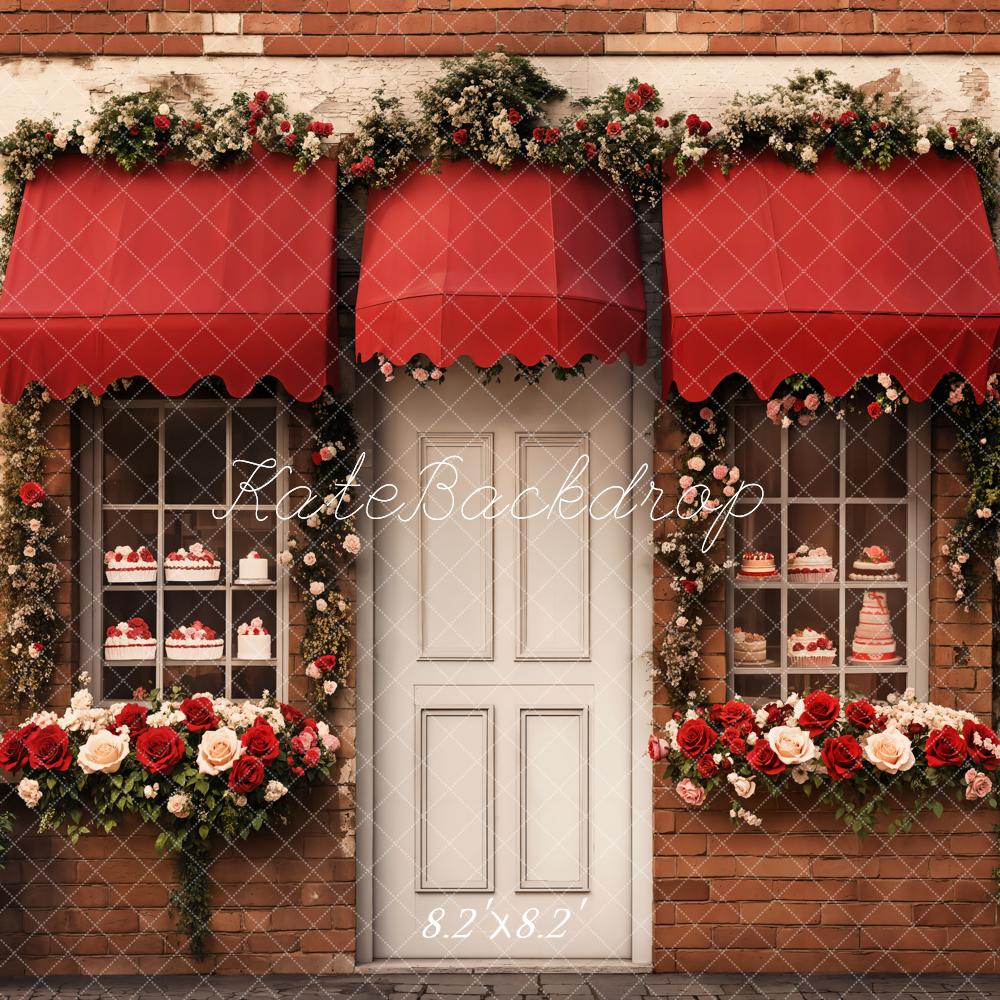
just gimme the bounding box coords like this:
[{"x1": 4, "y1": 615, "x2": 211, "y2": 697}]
[
  {"x1": 3, "y1": 2, "x2": 998, "y2": 58},
  {"x1": 651, "y1": 403, "x2": 998, "y2": 974}
]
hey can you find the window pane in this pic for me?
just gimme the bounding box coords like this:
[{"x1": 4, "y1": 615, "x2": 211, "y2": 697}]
[
  {"x1": 846, "y1": 504, "x2": 906, "y2": 584},
  {"x1": 164, "y1": 511, "x2": 227, "y2": 575},
  {"x1": 846, "y1": 587, "x2": 905, "y2": 667},
  {"x1": 733, "y1": 586, "x2": 780, "y2": 668},
  {"x1": 102, "y1": 590, "x2": 157, "y2": 700},
  {"x1": 788, "y1": 415, "x2": 839, "y2": 498},
  {"x1": 845, "y1": 408, "x2": 908, "y2": 498},
  {"x1": 102, "y1": 509, "x2": 158, "y2": 568},
  {"x1": 846, "y1": 672, "x2": 908, "y2": 700},
  {"x1": 163, "y1": 589, "x2": 226, "y2": 695},
  {"x1": 164, "y1": 405, "x2": 226, "y2": 505},
  {"x1": 233, "y1": 406, "x2": 281, "y2": 506},
  {"x1": 787, "y1": 586, "x2": 840, "y2": 669},
  {"x1": 102, "y1": 407, "x2": 159, "y2": 505},
  {"x1": 788, "y1": 503, "x2": 839, "y2": 579},
  {"x1": 733, "y1": 502, "x2": 781, "y2": 572},
  {"x1": 733, "y1": 673, "x2": 781, "y2": 701},
  {"x1": 733, "y1": 401, "x2": 781, "y2": 499},
  {"x1": 232, "y1": 511, "x2": 277, "y2": 583}
]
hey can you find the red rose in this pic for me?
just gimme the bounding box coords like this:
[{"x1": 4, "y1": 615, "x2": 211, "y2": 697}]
[
  {"x1": 314, "y1": 654, "x2": 338, "y2": 674},
  {"x1": 925, "y1": 725, "x2": 967, "y2": 768},
  {"x1": 544, "y1": 127, "x2": 560, "y2": 145},
  {"x1": 26, "y1": 724, "x2": 71, "y2": 772},
  {"x1": 710, "y1": 700, "x2": 755, "y2": 734},
  {"x1": 696, "y1": 755, "x2": 718, "y2": 778},
  {"x1": 228, "y1": 755, "x2": 265, "y2": 794},
  {"x1": 624, "y1": 91, "x2": 642, "y2": 113},
  {"x1": 963, "y1": 719, "x2": 1000, "y2": 771},
  {"x1": 303, "y1": 746, "x2": 321, "y2": 768},
  {"x1": 821, "y1": 734, "x2": 863, "y2": 782},
  {"x1": 844, "y1": 699, "x2": 878, "y2": 730},
  {"x1": 153, "y1": 114, "x2": 170, "y2": 130},
  {"x1": 254, "y1": 90, "x2": 269, "y2": 104},
  {"x1": 18, "y1": 481, "x2": 44, "y2": 505},
  {"x1": 747, "y1": 740, "x2": 786, "y2": 776},
  {"x1": 311, "y1": 451, "x2": 323, "y2": 465},
  {"x1": 699, "y1": 120, "x2": 712, "y2": 136},
  {"x1": 797, "y1": 691, "x2": 840, "y2": 737},
  {"x1": 676, "y1": 718, "x2": 718, "y2": 759},
  {"x1": 637, "y1": 82, "x2": 655, "y2": 102},
  {"x1": 867, "y1": 402, "x2": 882, "y2": 420},
  {"x1": 113, "y1": 703, "x2": 149, "y2": 741},
  {"x1": 280, "y1": 703, "x2": 305, "y2": 728},
  {"x1": 179, "y1": 696, "x2": 218, "y2": 733},
  {"x1": 584, "y1": 142, "x2": 597, "y2": 160},
  {"x1": 452, "y1": 129, "x2": 468, "y2": 146},
  {"x1": 279, "y1": 119, "x2": 291, "y2": 132},
  {"x1": 135, "y1": 727, "x2": 186, "y2": 775},
  {"x1": 241, "y1": 720, "x2": 280, "y2": 762},
  {"x1": 605, "y1": 121, "x2": 622, "y2": 137},
  {"x1": 0, "y1": 727, "x2": 31, "y2": 772},
  {"x1": 681, "y1": 579, "x2": 698, "y2": 594},
  {"x1": 575, "y1": 118, "x2": 588, "y2": 132},
  {"x1": 507, "y1": 108, "x2": 522, "y2": 124},
  {"x1": 725, "y1": 731, "x2": 748, "y2": 757}
]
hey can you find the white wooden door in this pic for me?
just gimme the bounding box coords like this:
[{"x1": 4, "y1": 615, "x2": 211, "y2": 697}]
[{"x1": 371, "y1": 362, "x2": 635, "y2": 961}]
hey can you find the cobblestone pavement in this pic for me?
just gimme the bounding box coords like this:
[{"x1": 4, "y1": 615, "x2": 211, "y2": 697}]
[{"x1": 1, "y1": 973, "x2": 1000, "y2": 1000}]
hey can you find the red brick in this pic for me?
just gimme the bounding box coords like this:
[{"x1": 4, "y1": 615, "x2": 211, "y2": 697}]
[{"x1": 242, "y1": 11, "x2": 300, "y2": 29}]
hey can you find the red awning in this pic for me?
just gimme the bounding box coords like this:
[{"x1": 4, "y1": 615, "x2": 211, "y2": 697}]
[
  {"x1": 0, "y1": 147, "x2": 337, "y2": 402},
  {"x1": 355, "y1": 160, "x2": 646, "y2": 368},
  {"x1": 662, "y1": 152, "x2": 1000, "y2": 401}
]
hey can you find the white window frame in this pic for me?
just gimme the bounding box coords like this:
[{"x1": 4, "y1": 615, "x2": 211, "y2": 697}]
[
  {"x1": 725, "y1": 400, "x2": 932, "y2": 701},
  {"x1": 77, "y1": 396, "x2": 290, "y2": 703}
]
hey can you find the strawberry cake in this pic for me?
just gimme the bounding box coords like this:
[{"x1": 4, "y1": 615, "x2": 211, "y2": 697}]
[
  {"x1": 165, "y1": 620, "x2": 224, "y2": 660},
  {"x1": 164, "y1": 543, "x2": 221, "y2": 583},
  {"x1": 237, "y1": 618, "x2": 271, "y2": 660},
  {"x1": 104, "y1": 546, "x2": 157, "y2": 584},
  {"x1": 787, "y1": 628, "x2": 836, "y2": 668},
  {"x1": 849, "y1": 591, "x2": 900, "y2": 665},
  {"x1": 788, "y1": 545, "x2": 837, "y2": 583},
  {"x1": 237, "y1": 550, "x2": 268, "y2": 582},
  {"x1": 737, "y1": 551, "x2": 778, "y2": 579},
  {"x1": 849, "y1": 545, "x2": 899, "y2": 582},
  {"x1": 105, "y1": 618, "x2": 157, "y2": 661}
]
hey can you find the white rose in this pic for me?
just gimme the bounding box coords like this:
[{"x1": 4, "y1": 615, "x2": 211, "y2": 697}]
[
  {"x1": 278, "y1": 551, "x2": 293, "y2": 567},
  {"x1": 18, "y1": 778, "x2": 42, "y2": 808},
  {"x1": 303, "y1": 552, "x2": 317, "y2": 567},
  {"x1": 315, "y1": 598, "x2": 328, "y2": 612},
  {"x1": 766, "y1": 725, "x2": 817, "y2": 765},
  {"x1": 71, "y1": 688, "x2": 93, "y2": 711},
  {"x1": 196, "y1": 727, "x2": 242, "y2": 775},
  {"x1": 863, "y1": 729, "x2": 915, "y2": 774},
  {"x1": 264, "y1": 780, "x2": 287, "y2": 803},
  {"x1": 915, "y1": 136, "x2": 931, "y2": 154},
  {"x1": 28, "y1": 519, "x2": 40, "y2": 532},
  {"x1": 158, "y1": 103, "x2": 170, "y2": 115},
  {"x1": 305, "y1": 663, "x2": 321, "y2": 680},
  {"x1": 727, "y1": 773, "x2": 756, "y2": 799},
  {"x1": 686, "y1": 456, "x2": 705, "y2": 472},
  {"x1": 77, "y1": 729, "x2": 129, "y2": 774},
  {"x1": 309, "y1": 580, "x2": 325, "y2": 596},
  {"x1": 323, "y1": 679, "x2": 337, "y2": 695},
  {"x1": 167, "y1": 793, "x2": 191, "y2": 818},
  {"x1": 143, "y1": 783, "x2": 159, "y2": 799},
  {"x1": 343, "y1": 534, "x2": 361, "y2": 555}
]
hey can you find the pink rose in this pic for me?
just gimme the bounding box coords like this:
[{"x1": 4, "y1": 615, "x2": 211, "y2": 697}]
[
  {"x1": 804, "y1": 393, "x2": 820, "y2": 411},
  {"x1": 681, "y1": 487, "x2": 698, "y2": 505},
  {"x1": 712, "y1": 465, "x2": 728, "y2": 481},
  {"x1": 965, "y1": 768, "x2": 993, "y2": 800},
  {"x1": 766, "y1": 399, "x2": 781, "y2": 421},
  {"x1": 699, "y1": 407, "x2": 713, "y2": 420},
  {"x1": 648, "y1": 735, "x2": 670, "y2": 761},
  {"x1": 678, "y1": 475, "x2": 693, "y2": 490},
  {"x1": 675, "y1": 778, "x2": 705, "y2": 807}
]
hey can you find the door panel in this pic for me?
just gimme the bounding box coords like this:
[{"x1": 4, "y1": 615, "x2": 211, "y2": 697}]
[{"x1": 372, "y1": 362, "x2": 633, "y2": 960}]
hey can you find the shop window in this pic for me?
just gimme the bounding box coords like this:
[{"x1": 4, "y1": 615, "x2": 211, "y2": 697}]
[
  {"x1": 77, "y1": 394, "x2": 289, "y2": 702},
  {"x1": 726, "y1": 394, "x2": 931, "y2": 702}
]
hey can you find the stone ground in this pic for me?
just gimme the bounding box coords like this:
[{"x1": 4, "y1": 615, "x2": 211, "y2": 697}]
[{"x1": 0, "y1": 974, "x2": 999, "y2": 1000}]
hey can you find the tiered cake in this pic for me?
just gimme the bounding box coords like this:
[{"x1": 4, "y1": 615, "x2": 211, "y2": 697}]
[
  {"x1": 164, "y1": 543, "x2": 221, "y2": 583},
  {"x1": 165, "y1": 620, "x2": 224, "y2": 660},
  {"x1": 104, "y1": 546, "x2": 157, "y2": 584},
  {"x1": 849, "y1": 545, "x2": 899, "y2": 582},
  {"x1": 733, "y1": 627, "x2": 769, "y2": 665},
  {"x1": 787, "y1": 545, "x2": 837, "y2": 583},
  {"x1": 849, "y1": 591, "x2": 900, "y2": 664},
  {"x1": 787, "y1": 628, "x2": 836, "y2": 667},
  {"x1": 104, "y1": 618, "x2": 156, "y2": 660},
  {"x1": 237, "y1": 618, "x2": 271, "y2": 660}
]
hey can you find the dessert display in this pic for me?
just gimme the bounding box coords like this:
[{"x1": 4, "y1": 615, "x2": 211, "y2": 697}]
[
  {"x1": 849, "y1": 591, "x2": 901, "y2": 665},
  {"x1": 237, "y1": 617, "x2": 272, "y2": 660},
  {"x1": 787, "y1": 628, "x2": 837, "y2": 667},
  {"x1": 733, "y1": 627, "x2": 770, "y2": 666},
  {"x1": 165, "y1": 620, "x2": 224, "y2": 660},
  {"x1": 787, "y1": 545, "x2": 837, "y2": 583},
  {"x1": 164, "y1": 543, "x2": 221, "y2": 583},
  {"x1": 104, "y1": 618, "x2": 157, "y2": 661},
  {"x1": 237, "y1": 550, "x2": 269, "y2": 583},
  {"x1": 104, "y1": 546, "x2": 157, "y2": 584},
  {"x1": 849, "y1": 545, "x2": 899, "y2": 582},
  {"x1": 737, "y1": 551, "x2": 779, "y2": 579}
]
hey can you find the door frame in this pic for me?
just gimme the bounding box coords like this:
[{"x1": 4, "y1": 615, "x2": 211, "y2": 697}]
[{"x1": 354, "y1": 357, "x2": 656, "y2": 969}]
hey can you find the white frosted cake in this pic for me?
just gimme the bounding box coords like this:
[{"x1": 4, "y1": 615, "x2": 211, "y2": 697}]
[
  {"x1": 104, "y1": 546, "x2": 157, "y2": 584},
  {"x1": 787, "y1": 628, "x2": 836, "y2": 667},
  {"x1": 164, "y1": 543, "x2": 221, "y2": 583},
  {"x1": 737, "y1": 551, "x2": 778, "y2": 579},
  {"x1": 733, "y1": 627, "x2": 767, "y2": 665},
  {"x1": 165, "y1": 620, "x2": 224, "y2": 660},
  {"x1": 788, "y1": 545, "x2": 837, "y2": 583},
  {"x1": 850, "y1": 591, "x2": 898, "y2": 664},
  {"x1": 237, "y1": 617, "x2": 271, "y2": 660},
  {"x1": 849, "y1": 545, "x2": 899, "y2": 582},
  {"x1": 104, "y1": 618, "x2": 156, "y2": 661},
  {"x1": 238, "y1": 551, "x2": 268, "y2": 582}
]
